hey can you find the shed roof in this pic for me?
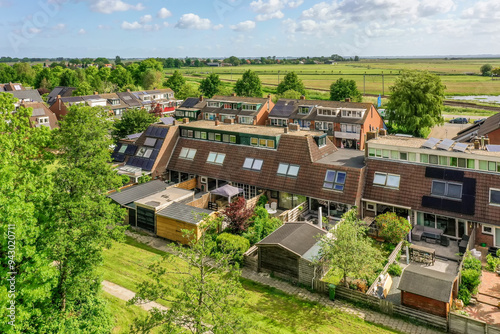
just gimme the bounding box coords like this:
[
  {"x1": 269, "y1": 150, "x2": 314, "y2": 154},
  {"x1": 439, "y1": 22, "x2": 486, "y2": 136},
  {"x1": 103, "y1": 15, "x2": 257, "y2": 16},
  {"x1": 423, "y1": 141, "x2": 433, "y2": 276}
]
[
  {"x1": 257, "y1": 222, "x2": 326, "y2": 259},
  {"x1": 398, "y1": 264, "x2": 456, "y2": 303},
  {"x1": 108, "y1": 180, "x2": 167, "y2": 206},
  {"x1": 156, "y1": 201, "x2": 212, "y2": 225}
]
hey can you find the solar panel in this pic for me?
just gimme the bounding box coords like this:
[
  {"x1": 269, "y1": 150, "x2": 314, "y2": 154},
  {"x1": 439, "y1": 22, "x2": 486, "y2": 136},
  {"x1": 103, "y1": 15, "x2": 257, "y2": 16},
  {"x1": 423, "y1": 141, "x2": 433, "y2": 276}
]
[
  {"x1": 149, "y1": 150, "x2": 159, "y2": 160},
  {"x1": 114, "y1": 154, "x2": 125, "y2": 162},
  {"x1": 158, "y1": 128, "x2": 168, "y2": 138},
  {"x1": 486, "y1": 145, "x2": 500, "y2": 152},
  {"x1": 124, "y1": 145, "x2": 137, "y2": 155},
  {"x1": 145, "y1": 127, "x2": 153, "y2": 136},
  {"x1": 181, "y1": 98, "x2": 199, "y2": 108},
  {"x1": 154, "y1": 139, "x2": 164, "y2": 150},
  {"x1": 453, "y1": 142, "x2": 469, "y2": 153},
  {"x1": 437, "y1": 139, "x2": 455, "y2": 151},
  {"x1": 144, "y1": 137, "x2": 157, "y2": 147},
  {"x1": 144, "y1": 160, "x2": 155, "y2": 171},
  {"x1": 422, "y1": 137, "x2": 440, "y2": 149}
]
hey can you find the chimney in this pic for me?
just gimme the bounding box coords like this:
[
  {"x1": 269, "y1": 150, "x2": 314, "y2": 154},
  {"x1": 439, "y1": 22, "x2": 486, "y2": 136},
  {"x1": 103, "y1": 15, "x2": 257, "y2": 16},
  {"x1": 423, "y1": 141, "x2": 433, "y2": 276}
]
[
  {"x1": 183, "y1": 118, "x2": 189, "y2": 124},
  {"x1": 223, "y1": 118, "x2": 234, "y2": 124},
  {"x1": 300, "y1": 95, "x2": 306, "y2": 100},
  {"x1": 484, "y1": 137, "x2": 490, "y2": 147},
  {"x1": 94, "y1": 91, "x2": 98, "y2": 95},
  {"x1": 215, "y1": 119, "x2": 220, "y2": 126},
  {"x1": 173, "y1": 120, "x2": 178, "y2": 126},
  {"x1": 318, "y1": 207, "x2": 323, "y2": 229},
  {"x1": 289, "y1": 123, "x2": 300, "y2": 131},
  {"x1": 481, "y1": 136, "x2": 485, "y2": 149},
  {"x1": 474, "y1": 139, "x2": 480, "y2": 150},
  {"x1": 345, "y1": 98, "x2": 351, "y2": 102},
  {"x1": 199, "y1": 95, "x2": 204, "y2": 102},
  {"x1": 57, "y1": 94, "x2": 61, "y2": 99},
  {"x1": 126, "y1": 89, "x2": 131, "y2": 92},
  {"x1": 231, "y1": 92, "x2": 236, "y2": 97},
  {"x1": 379, "y1": 128, "x2": 387, "y2": 136},
  {"x1": 284, "y1": 127, "x2": 289, "y2": 133}
]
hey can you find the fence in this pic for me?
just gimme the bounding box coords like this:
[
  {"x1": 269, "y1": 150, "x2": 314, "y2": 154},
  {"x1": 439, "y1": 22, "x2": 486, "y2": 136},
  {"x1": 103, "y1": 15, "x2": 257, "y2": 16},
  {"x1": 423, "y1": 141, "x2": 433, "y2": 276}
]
[
  {"x1": 449, "y1": 312, "x2": 500, "y2": 334},
  {"x1": 315, "y1": 282, "x2": 448, "y2": 331},
  {"x1": 278, "y1": 201, "x2": 308, "y2": 222},
  {"x1": 367, "y1": 240, "x2": 404, "y2": 295},
  {"x1": 243, "y1": 246, "x2": 258, "y2": 272}
]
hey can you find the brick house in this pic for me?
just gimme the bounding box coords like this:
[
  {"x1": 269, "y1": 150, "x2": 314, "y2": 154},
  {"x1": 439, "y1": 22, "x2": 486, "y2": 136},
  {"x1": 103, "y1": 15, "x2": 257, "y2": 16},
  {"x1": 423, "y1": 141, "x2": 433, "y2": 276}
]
[
  {"x1": 268, "y1": 97, "x2": 384, "y2": 150},
  {"x1": 453, "y1": 112, "x2": 500, "y2": 145}
]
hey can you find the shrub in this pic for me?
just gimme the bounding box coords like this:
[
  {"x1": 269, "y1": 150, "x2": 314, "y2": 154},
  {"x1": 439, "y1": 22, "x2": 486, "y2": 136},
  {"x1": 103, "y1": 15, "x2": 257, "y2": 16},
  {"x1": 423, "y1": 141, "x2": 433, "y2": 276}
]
[
  {"x1": 486, "y1": 253, "x2": 500, "y2": 272},
  {"x1": 461, "y1": 268, "x2": 481, "y2": 294},
  {"x1": 388, "y1": 263, "x2": 402, "y2": 277},
  {"x1": 242, "y1": 206, "x2": 282, "y2": 245},
  {"x1": 120, "y1": 174, "x2": 130, "y2": 186},
  {"x1": 382, "y1": 242, "x2": 396, "y2": 253},
  {"x1": 216, "y1": 233, "x2": 250, "y2": 264},
  {"x1": 463, "y1": 252, "x2": 482, "y2": 272},
  {"x1": 458, "y1": 285, "x2": 471, "y2": 305},
  {"x1": 375, "y1": 212, "x2": 411, "y2": 244},
  {"x1": 256, "y1": 194, "x2": 268, "y2": 208}
]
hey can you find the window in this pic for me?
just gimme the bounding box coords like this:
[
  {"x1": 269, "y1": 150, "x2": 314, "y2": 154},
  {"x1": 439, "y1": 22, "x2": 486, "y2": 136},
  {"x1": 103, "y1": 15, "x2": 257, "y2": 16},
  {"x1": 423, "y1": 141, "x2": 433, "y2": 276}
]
[
  {"x1": 207, "y1": 101, "x2": 219, "y2": 107},
  {"x1": 382, "y1": 150, "x2": 390, "y2": 158},
  {"x1": 250, "y1": 138, "x2": 258, "y2": 146},
  {"x1": 271, "y1": 118, "x2": 288, "y2": 127},
  {"x1": 118, "y1": 144, "x2": 128, "y2": 154},
  {"x1": 242, "y1": 104, "x2": 257, "y2": 111},
  {"x1": 420, "y1": 154, "x2": 429, "y2": 163},
  {"x1": 223, "y1": 103, "x2": 232, "y2": 109},
  {"x1": 207, "y1": 152, "x2": 226, "y2": 165},
  {"x1": 243, "y1": 158, "x2": 263, "y2": 171},
  {"x1": 230, "y1": 135, "x2": 236, "y2": 143},
  {"x1": 373, "y1": 172, "x2": 400, "y2": 189},
  {"x1": 391, "y1": 151, "x2": 398, "y2": 159},
  {"x1": 482, "y1": 225, "x2": 494, "y2": 235},
  {"x1": 204, "y1": 113, "x2": 216, "y2": 120},
  {"x1": 136, "y1": 147, "x2": 153, "y2": 158},
  {"x1": 239, "y1": 116, "x2": 253, "y2": 124},
  {"x1": 439, "y1": 156, "x2": 448, "y2": 166},
  {"x1": 267, "y1": 140, "x2": 275, "y2": 148},
  {"x1": 490, "y1": 188, "x2": 500, "y2": 206},
  {"x1": 223, "y1": 134, "x2": 230, "y2": 142},
  {"x1": 187, "y1": 130, "x2": 193, "y2": 138},
  {"x1": 277, "y1": 163, "x2": 300, "y2": 177},
  {"x1": 317, "y1": 137, "x2": 326, "y2": 147},
  {"x1": 409, "y1": 152, "x2": 416, "y2": 162},
  {"x1": 144, "y1": 138, "x2": 157, "y2": 146},
  {"x1": 431, "y1": 180, "x2": 462, "y2": 199},
  {"x1": 215, "y1": 133, "x2": 221, "y2": 141},
  {"x1": 208, "y1": 132, "x2": 215, "y2": 141},
  {"x1": 179, "y1": 148, "x2": 197, "y2": 160},
  {"x1": 298, "y1": 106, "x2": 310, "y2": 114},
  {"x1": 38, "y1": 116, "x2": 49, "y2": 124},
  {"x1": 201, "y1": 132, "x2": 207, "y2": 140},
  {"x1": 194, "y1": 131, "x2": 201, "y2": 139},
  {"x1": 259, "y1": 138, "x2": 267, "y2": 147},
  {"x1": 400, "y1": 152, "x2": 407, "y2": 160},
  {"x1": 429, "y1": 155, "x2": 438, "y2": 164},
  {"x1": 368, "y1": 148, "x2": 375, "y2": 157},
  {"x1": 323, "y1": 170, "x2": 346, "y2": 191}
]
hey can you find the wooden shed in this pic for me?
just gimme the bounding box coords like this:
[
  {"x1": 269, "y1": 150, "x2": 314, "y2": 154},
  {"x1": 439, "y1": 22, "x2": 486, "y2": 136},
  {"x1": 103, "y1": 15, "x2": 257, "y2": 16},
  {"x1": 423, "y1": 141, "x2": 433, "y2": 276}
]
[
  {"x1": 256, "y1": 222, "x2": 327, "y2": 286},
  {"x1": 398, "y1": 264, "x2": 458, "y2": 318},
  {"x1": 156, "y1": 201, "x2": 213, "y2": 245}
]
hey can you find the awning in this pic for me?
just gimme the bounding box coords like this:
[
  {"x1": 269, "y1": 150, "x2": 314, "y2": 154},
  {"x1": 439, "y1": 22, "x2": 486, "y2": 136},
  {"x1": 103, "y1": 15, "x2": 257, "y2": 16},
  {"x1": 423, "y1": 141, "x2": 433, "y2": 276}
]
[{"x1": 210, "y1": 184, "x2": 244, "y2": 198}]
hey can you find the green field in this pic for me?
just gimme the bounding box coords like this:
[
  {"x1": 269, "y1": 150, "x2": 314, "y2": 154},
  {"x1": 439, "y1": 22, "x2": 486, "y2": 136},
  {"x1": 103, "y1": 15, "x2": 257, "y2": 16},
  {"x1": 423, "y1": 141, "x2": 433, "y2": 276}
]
[
  {"x1": 101, "y1": 237, "x2": 398, "y2": 334},
  {"x1": 171, "y1": 59, "x2": 500, "y2": 96}
]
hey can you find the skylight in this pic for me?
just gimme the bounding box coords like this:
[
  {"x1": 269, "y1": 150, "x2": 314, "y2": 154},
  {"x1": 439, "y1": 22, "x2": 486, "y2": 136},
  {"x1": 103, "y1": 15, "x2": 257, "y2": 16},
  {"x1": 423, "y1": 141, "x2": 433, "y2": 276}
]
[
  {"x1": 277, "y1": 163, "x2": 300, "y2": 177},
  {"x1": 243, "y1": 158, "x2": 263, "y2": 171},
  {"x1": 323, "y1": 170, "x2": 346, "y2": 191},
  {"x1": 179, "y1": 148, "x2": 197, "y2": 160},
  {"x1": 207, "y1": 152, "x2": 226, "y2": 165}
]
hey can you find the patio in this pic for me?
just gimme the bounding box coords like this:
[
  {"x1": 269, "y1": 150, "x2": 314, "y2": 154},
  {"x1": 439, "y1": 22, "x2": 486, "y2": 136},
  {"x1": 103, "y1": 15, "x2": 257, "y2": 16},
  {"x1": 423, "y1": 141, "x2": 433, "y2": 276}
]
[
  {"x1": 411, "y1": 238, "x2": 461, "y2": 262},
  {"x1": 464, "y1": 270, "x2": 500, "y2": 326}
]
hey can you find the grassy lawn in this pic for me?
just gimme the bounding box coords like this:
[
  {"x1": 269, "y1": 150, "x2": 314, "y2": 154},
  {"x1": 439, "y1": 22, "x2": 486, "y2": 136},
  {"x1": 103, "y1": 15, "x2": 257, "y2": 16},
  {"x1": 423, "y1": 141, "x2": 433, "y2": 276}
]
[
  {"x1": 443, "y1": 106, "x2": 496, "y2": 117},
  {"x1": 101, "y1": 237, "x2": 398, "y2": 334}
]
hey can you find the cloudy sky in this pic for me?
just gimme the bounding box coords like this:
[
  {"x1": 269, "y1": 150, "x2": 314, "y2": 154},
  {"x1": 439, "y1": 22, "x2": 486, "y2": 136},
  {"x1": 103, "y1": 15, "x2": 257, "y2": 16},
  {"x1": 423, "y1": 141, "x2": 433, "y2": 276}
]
[{"x1": 0, "y1": 0, "x2": 498, "y2": 58}]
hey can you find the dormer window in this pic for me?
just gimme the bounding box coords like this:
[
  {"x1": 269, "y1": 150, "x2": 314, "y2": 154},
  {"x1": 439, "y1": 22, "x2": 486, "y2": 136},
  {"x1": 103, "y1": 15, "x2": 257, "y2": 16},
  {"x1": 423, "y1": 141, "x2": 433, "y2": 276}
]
[
  {"x1": 207, "y1": 101, "x2": 220, "y2": 108},
  {"x1": 341, "y1": 109, "x2": 363, "y2": 118},
  {"x1": 298, "y1": 106, "x2": 311, "y2": 114},
  {"x1": 242, "y1": 104, "x2": 258, "y2": 111},
  {"x1": 317, "y1": 108, "x2": 337, "y2": 116},
  {"x1": 223, "y1": 103, "x2": 232, "y2": 109}
]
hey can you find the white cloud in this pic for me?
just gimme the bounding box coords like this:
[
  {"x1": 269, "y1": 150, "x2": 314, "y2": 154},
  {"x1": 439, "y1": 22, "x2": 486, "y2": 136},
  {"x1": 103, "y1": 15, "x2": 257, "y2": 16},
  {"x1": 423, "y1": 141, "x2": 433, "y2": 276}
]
[
  {"x1": 213, "y1": 24, "x2": 224, "y2": 31},
  {"x1": 157, "y1": 7, "x2": 172, "y2": 19},
  {"x1": 143, "y1": 24, "x2": 161, "y2": 31},
  {"x1": 163, "y1": 22, "x2": 170, "y2": 28},
  {"x1": 175, "y1": 13, "x2": 212, "y2": 30},
  {"x1": 53, "y1": 23, "x2": 66, "y2": 30},
  {"x1": 121, "y1": 21, "x2": 142, "y2": 30},
  {"x1": 98, "y1": 24, "x2": 112, "y2": 30},
  {"x1": 78, "y1": 28, "x2": 86, "y2": 34},
  {"x1": 89, "y1": 0, "x2": 144, "y2": 14},
  {"x1": 250, "y1": 0, "x2": 303, "y2": 21},
  {"x1": 256, "y1": 11, "x2": 284, "y2": 21},
  {"x1": 140, "y1": 14, "x2": 152, "y2": 23},
  {"x1": 462, "y1": 0, "x2": 500, "y2": 20},
  {"x1": 230, "y1": 20, "x2": 256, "y2": 31},
  {"x1": 29, "y1": 27, "x2": 41, "y2": 34}
]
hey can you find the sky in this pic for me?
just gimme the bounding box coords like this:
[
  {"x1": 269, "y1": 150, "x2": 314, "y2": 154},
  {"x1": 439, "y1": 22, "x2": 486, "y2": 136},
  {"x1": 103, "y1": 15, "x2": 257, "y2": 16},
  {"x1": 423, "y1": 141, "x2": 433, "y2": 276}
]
[{"x1": 0, "y1": 0, "x2": 499, "y2": 58}]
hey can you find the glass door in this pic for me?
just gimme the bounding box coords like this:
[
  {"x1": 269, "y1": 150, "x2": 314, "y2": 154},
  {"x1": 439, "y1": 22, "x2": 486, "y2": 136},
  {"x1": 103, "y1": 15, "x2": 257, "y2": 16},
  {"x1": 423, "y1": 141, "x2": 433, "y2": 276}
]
[{"x1": 495, "y1": 228, "x2": 500, "y2": 248}]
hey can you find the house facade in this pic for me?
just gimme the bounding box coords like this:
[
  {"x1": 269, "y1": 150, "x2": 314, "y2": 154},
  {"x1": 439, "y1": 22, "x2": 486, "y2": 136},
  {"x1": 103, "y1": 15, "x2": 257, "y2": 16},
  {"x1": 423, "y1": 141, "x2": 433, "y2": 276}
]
[
  {"x1": 268, "y1": 97, "x2": 384, "y2": 150},
  {"x1": 363, "y1": 135, "x2": 500, "y2": 248}
]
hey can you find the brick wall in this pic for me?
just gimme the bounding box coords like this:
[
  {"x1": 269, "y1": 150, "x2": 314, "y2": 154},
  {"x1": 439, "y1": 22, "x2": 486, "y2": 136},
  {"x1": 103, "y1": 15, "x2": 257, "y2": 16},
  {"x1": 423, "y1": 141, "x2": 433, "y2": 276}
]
[
  {"x1": 360, "y1": 105, "x2": 384, "y2": 150},
  {"x1": 475, "y1": 225, "x2": 494, "y2": 246}
]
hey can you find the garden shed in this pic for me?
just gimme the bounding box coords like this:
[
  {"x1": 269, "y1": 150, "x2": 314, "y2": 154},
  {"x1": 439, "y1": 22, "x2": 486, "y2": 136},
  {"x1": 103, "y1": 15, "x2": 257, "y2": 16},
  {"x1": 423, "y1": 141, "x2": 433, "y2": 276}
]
[
  {"x1": 398, "y1": 264, "x2": 458, "y2": 318},
  {"x1": 255, "y1": 222, "x2": 327, "y2": 286}
]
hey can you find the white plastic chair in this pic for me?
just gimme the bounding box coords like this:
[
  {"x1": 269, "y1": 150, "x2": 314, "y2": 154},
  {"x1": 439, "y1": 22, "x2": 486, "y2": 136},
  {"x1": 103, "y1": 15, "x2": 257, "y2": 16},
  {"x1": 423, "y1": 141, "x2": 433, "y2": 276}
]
[
  {"x1": 271, "y1": 202, "x2": 277, "y2": 211},
  {"x1": 265, "y1": 204, "x2": 270, "y2": 211}
]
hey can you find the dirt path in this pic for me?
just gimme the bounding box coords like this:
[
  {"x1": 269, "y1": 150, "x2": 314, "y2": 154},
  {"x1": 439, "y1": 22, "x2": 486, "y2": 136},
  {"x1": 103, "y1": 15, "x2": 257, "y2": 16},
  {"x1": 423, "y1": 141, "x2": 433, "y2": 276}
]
[{"x1": 102, "y1": 280, "x2": 168, "y2": 312}]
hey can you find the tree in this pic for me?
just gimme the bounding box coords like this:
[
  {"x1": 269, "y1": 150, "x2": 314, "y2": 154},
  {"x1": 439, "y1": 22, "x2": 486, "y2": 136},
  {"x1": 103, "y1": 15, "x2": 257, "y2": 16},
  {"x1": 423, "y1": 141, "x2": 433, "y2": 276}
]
[
  {"x1": 222, "y1": 197, "x2": 255, "y2": 235},
  {"x1": 493, "y1": 67, "x2": 500, "y2": 76},
  {"x1": 164, "y1": 70, "x2": 186, "y2": 93},
  {"x1": 354, "y1": 56, "x2": 360, "y2": 61},
  {"x1": 0, "y1": 63, "x2": 16, "y2": 83},
  {"x1": 199, "y1": 73, "x2": 221, "y2": 98},
  {"x1": 139, "y1": 58, "x2": 163, "y2": 73},
  {"x1": 375, "y1": 212, "x2": 411, "y2": 244},
  {"x1": 234, "y1": 70, "x2": 262, "y2": 97},
  {"x1": 13, "y1": 62, "x2": 36, "y2": 86},
  {"x1": 130, "y1": 216, "x2": 247, "y2": 334},
  {"x1": 278, "y1": 89, "x2": 302, "y2": 100},
  {"x1": 176, "y1": 83, "x2": 200, "y2": 100},
  {"x1": 224, "y1": 56, "x2": 240, "y2": 66},
  {"x1": 43, "y1": 104, "x2": 125, "y2": 329},
  {"x1": 111, "y1": 108, "x2": 158, "y2": 141},
  {"x1": 115, "y1": 55, "x2": 122, "y2": 66},
  {"x1": 59, "y1": 68, "x2": 79, "y2": 87},
  {"x1": 385, "y1": 70, "x2": 445, "y2": 137},
  {"x1": 242, "y1": 206, "x2": 282, "y2": 245},
  {"x1": 109, "y1": 65, "x2": 133, "y2": 88},
  {"x1": 34, "y1": 67, "x2": 57, "y2": 89},
  {"x1": 480, "y1": 64, "x2": 492, "y2": 76},
  {"x1": 317, "y1": 209, "x2": 382, "y2": 287},
  {"x1": 142, "y1": 69, "x2": 163, "y2": 90},
  {"x1": 138, "y1": 173, "x2": 152, "y2": 184},
  {"x1": 73, "y1": 82, "x2": 93, "y2": 96},
  {"x1": 329, "y1": 78, "x2": 362, "y2": 102},
  {"x1": 276, "y1": 72, "x2": 305, "y2": 95},
  {"x1": 98, "y1": 66, "x2": 111, "y2": 82}
]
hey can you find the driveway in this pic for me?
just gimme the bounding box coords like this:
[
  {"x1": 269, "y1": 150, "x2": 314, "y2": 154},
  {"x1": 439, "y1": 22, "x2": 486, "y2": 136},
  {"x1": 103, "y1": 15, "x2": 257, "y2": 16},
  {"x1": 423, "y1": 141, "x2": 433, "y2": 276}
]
[{"x1": 429, "y1": 123, "x2": 470, "y2": 139}]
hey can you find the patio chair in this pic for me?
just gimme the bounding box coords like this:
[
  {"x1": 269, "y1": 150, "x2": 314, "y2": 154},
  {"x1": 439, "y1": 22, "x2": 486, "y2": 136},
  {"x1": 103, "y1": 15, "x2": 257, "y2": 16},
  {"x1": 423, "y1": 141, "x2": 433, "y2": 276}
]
[
  {"x1": 440, "y1": 235, "x2": 450, "y2": 247},
  {"x1": 271, "y1": 202, "x2": 277, "y2": 211},
  {"x1": 265, "y1": 204, "x2": 270, "y2": 211},
  {"x1": 458, "y1": 234, "x2": 469, "y2": 246}
]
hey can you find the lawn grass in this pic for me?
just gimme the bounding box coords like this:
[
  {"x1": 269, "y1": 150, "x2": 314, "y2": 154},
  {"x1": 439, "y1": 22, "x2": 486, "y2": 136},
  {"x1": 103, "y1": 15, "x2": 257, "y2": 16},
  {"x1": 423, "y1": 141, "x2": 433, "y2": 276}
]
[
  {"x1": 443, "y1": 106, "x2": 496, "y2": 117},
  {"x1": 101, "y1": 237, "x2": 399, "y2": 334}
]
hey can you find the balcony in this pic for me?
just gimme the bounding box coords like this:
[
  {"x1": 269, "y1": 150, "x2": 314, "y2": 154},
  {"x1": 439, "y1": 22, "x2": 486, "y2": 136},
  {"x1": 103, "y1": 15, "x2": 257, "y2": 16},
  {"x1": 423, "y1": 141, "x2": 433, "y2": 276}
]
[{"x1": 334, "y1": 131, "x2": 360, "y2": 139}]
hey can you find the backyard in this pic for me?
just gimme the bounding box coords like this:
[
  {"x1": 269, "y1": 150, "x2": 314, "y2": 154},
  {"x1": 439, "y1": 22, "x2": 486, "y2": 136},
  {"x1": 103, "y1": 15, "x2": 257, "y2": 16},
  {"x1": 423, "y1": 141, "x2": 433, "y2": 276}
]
[{"x1": 100, "y1": 236, "x2": 399, "y2": 334}]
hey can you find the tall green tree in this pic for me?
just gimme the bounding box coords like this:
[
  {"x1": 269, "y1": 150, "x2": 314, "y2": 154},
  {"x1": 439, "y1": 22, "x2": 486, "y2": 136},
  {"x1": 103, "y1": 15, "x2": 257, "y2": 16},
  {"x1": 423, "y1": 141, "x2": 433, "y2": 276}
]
[
  {"x1": 199, "y1": 73, "x2": 221, "y2": 98},
  {"x1": 130, "y1": 216, "x2": 248, "y2": 334},
  {"x1": 59, "y1": 68, "x2": 79, "y2": 87},
  {"x1": 34, "y1": 67, "x2": 57, "y2": 89},
  {"x1": 139, "y1": 58, "x2": 163, "y2": 73},
  {"x1": 142, "y1": 69, "x2": 163, "y2": 90},
  {"x1": 164, "y1": 70, "x2": 186, "y2": 93},
  {"x1": 112, "y1": 108, "x2": 159, "y2": 141},
  {"x1": 110, "y1": 65, "x2": 133, "y2": 89},
  {"x1": 385, "y1": 70, "x2": 445, "y2": 137},
  {"x1": 329, "y1": 78, "x2": 361, "y2": 102},
  {"x1": 13, "y1": 62, "x2": 36, "y2": 86},
  {"x1": 278, "y1": 89, "x2": 302, "y2": 100},
  {"x1": 480, "y1": 64, "x2": 492, "y2": 76},
  {"x1": 176, "y1": 83, "x2": 200, "y2": 100},
  {"x1": 276, "y1": 72, "x2": 305, "y2": 95},
  {"x1": 235, "y1": 70, "x2": 262, "y2": 97},
  {"x1": 72, "y1": 82, "x2": 93, "y2": 96},
  {"x1": 317, "y1": 209, "x2": 382, "y2": 287},
  {"x1": 0, "y1": 63, "x2": 16, "y2": 83}
]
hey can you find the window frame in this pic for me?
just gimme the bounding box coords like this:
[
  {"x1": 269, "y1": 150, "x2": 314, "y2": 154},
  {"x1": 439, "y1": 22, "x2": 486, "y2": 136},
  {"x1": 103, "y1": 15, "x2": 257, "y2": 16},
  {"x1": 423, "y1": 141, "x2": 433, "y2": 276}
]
[
  {"x1": 431, "y1": 180, "x2": 462, "y2": 200},
  {"x1": 206, "y1": 152, "x2": 226, "y2": 165},
  {"x1": 373, "y1": 172, "x2": 400, "y2": 189},
  {"x1": 179, "y1": 147, "x2": 197, "y2": 160},
  {"x1": 482, "y1": 225, "x2": 494, "y2": 235},
  {"x1": 277, "y1": 163, "x2": 300, "y2": 177},
  {"x1": 489, "y1": 188, "x2": 500, "y2": 206},
  {"x1": 243, "y1": 158, "x2": 263, "y2": 171}
]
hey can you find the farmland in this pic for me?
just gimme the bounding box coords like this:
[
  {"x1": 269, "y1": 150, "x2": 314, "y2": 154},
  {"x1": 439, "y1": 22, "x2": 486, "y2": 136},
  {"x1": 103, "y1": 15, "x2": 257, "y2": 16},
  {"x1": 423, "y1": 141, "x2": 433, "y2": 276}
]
[{"x1": 171, "y1": 58, "x2": 500, "y2": 96}]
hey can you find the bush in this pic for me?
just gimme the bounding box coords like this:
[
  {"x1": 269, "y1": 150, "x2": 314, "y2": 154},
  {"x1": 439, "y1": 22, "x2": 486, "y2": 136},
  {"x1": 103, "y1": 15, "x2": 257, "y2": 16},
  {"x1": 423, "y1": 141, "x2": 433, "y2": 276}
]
[
  {"x1": 461, "y1": 268, "x2": 481, "y2": 294},
  {"x1": 388, "y1": 263, "x2": 402, "y2": 277},
  {"x1": 486, "y1": 253, "x2": 500, "y2": 272},
  {"x1": 458, "y1": 285, "x2": 471, "y2": 305},
  {"x1": 256, "y1": 194, "x2": 268, "y2": 208},
  {"x1": 463, "y1": 252, "x2": 482, "y2": 272},
  {"x1": 375, "y1": 212, "x2": 411, "y2": 244},
  {"x1": 120, "y1": 175, "x2": 130, "y2": 186},
  {"x1": 242, "y1": 206, "x2": 282, "y2": 245},
  {"x1": 382, "y1": 242, "x2": 396, "y2": 253},
  {"x1": 216, "y1": 233, "x2": 250, "y2": 264}
]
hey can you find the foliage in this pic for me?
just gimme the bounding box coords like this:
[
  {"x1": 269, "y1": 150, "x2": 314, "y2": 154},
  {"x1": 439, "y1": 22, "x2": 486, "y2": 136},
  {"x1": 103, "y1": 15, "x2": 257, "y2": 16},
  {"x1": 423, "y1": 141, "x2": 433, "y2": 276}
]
[
  {"x1": 278, "y1": 89, "x2": 303, "y2": 100},
  {"x1": 129, "y1": 217, "x2": 248, "y2": 334},
  {"x1": 387, "y1": 263, "x2": 402, "y2": 277},
  {"x1": 277, "y1": 72, "x2": 306, "y2": 95},
  {"x1": 235, "y1": 70, "x2": 263, "y2": 97},
  {"x1": 199, "y1": 73, "x2": 221, "y2": 98},
  {"x1": 142, "y1": 69, "x2": 163, "y2": 90},
  {"x1": 73, "y1": 81, "x2": 93, "y2": 96},
  {"x1": 216, "y1": 233, "x2": 250, "y2": 264},
  {"x1": 458, "y1": 285, "x2": 471, "y2": 305},
  {"x1": 329, "y1": 78, "x2": 362, "y2": 102},
  {"x1": 242, "y1": 206, "x2": 282, "y2": 245},
  {"x1": 463, "y1": 252, "x2": 482, "y2": 272},
  {"x1": 138, "y1": 173, "x2": 152, "y2": 184},
  {"x1": 176, "y1": 83, "x2": 200, "y2": 100},
  {"x1": 480, "y1": 64, "x2": 492, "y2": 76},
  {"x1": 121, "y1": 174, "x2": 131, "y2": 186},
  {"x1": 111, "y1": 108, "x2": 158, "y2": 141},
  {"x1": 385, "y1": 70, "x2": 445, "y2": 137},
  {"x1": 109, "y1": 65, "x2": 133, "y2": 89},
  {"x1": 222, "y1": 197, "x2": 255, "y2": 235},
  {"x1": 164, "y1": 70, "x2": 186, "y2": 93},
  {"x1": 485, "y1": 252, "x2": 500, "y2": 272},
  {"x1": 375, "y1": 212, "x2": 411, "y2": 244},
  {"x1": 461, "y1": 269, "x2": 481, "y2": 294},
  {"x1": 256, "y1": 194, "x2": 268, "y2": 207},
  {"x1": 317, "y1": 209, "x2": 383, "y2": 287}
]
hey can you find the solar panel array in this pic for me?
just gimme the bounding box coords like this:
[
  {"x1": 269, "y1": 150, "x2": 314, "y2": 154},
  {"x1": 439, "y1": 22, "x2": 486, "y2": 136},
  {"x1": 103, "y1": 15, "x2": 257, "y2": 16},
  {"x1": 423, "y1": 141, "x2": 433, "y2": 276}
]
[
  {"x1": 453, "y1": 142, "x2": 468, "y2": 153},
  {"x1": 421, "y1": 137, "x2": 440, "y2": 149},
  {"x1": 422, "y1": 137, "x2": 471, "y2": 152},
  {"x1": 437, "y1": 139, "x2": 454, "y2": 151},
  {"x1": 181, "y1": 98, "x2": 199, "y2": 108},
  {"x1": 270, "y1": 100, "x2": 296, "y2": 117},
  {"x1": 126, "y1": 157, "x2": 155, "y2": 171},
  {"x1": 486, "y1": 145, "x2": 500, "y2": 152},
  {"x1": 124, "y1": 145, "x2": 138, "y2": 155},
  {"x1": 144, "y1": 126, "x2": 168, "y2": 139}
]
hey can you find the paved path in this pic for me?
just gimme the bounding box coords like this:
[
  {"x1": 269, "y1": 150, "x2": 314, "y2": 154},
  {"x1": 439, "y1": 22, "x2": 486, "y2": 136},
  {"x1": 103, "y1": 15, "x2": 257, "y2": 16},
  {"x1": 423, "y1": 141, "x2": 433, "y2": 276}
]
[
  {"x1": 123, "y1": 230, "x2": 443, "y2": 334},
  {"x1": 102, "y1": 280, "x2": 168, "y2": 312}
]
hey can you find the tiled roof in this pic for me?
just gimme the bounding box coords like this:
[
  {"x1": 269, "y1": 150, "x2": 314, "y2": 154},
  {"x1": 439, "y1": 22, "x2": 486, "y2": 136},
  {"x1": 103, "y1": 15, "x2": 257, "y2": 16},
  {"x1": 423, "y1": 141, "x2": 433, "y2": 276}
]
[
  {"x1": 157, "y1": 202, "x2": 212, "y2": 225},
  {"x1": 167, "y1": 135, "x2": 363, "y2": 205},
  {"x1": 117, "y1": 92, "x2": 142, "y2": 107},
  {"x1": 453, "y1": 113, "x2": 500, "y2": 142},
  {"x1": 398, "y1": 264, "x2": 456, "y2": 303},
  {"x1": 257, "y1": 222, "x2": 326, "y2": 257},
  {"x1": 48, "y1": 86, "x2": 76, "y2": 105},
  {"x1": 108, "y1": 180, "x2": 167, "y2": 206},
  {"x1": 3, "y1": 89, "x2": 43, "y2": 103},
  {"x1": 211, "y1": 95, "x2": 269, "y2": 103}
]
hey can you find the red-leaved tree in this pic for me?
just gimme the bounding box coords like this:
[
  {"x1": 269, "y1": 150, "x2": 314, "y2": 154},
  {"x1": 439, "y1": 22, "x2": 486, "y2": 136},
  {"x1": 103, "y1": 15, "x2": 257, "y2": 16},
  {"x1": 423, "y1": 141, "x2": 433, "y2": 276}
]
[{"x1": 222, "y1": 197, "x2": 255, "y2": 235}]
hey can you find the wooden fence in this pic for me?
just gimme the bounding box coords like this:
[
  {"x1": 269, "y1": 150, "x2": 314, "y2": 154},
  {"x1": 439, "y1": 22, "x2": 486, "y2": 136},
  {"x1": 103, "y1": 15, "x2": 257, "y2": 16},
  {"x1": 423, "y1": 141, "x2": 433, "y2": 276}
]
[
  {"x1": 366, "y1": 240, "x2": 404, "y2": 296},
  {"x1": 243, "y1": 246, "x2": 258, "y2": 272},
  {"x1": 315, "y1": 282, "x2": 448, "y2": 331},
  {"x1": 449, "y1": 312, "x2": 500, "y2": 334},
  {"x1": 278, "y1": 201, "x2": 308, "y2": 222}
]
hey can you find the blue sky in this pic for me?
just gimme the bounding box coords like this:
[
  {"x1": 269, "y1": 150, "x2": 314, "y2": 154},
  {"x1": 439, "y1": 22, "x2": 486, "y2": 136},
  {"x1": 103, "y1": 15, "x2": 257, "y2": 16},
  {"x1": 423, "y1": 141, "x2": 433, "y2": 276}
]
[{"x1": 0, "y1": 0, "x2": 498, "y2": 58}]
